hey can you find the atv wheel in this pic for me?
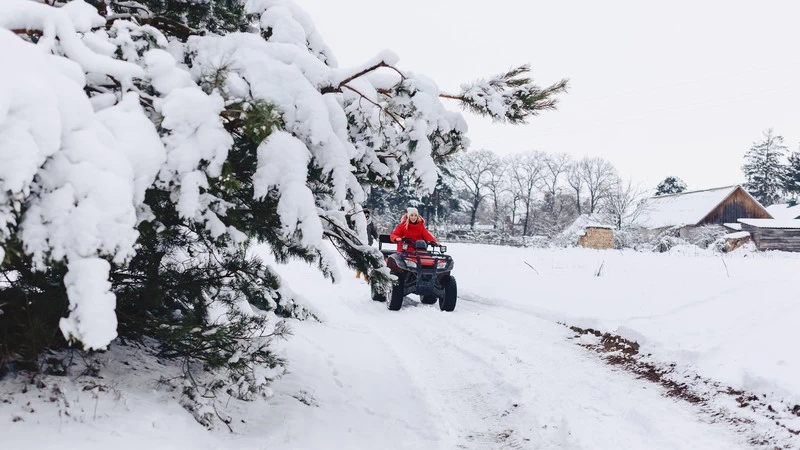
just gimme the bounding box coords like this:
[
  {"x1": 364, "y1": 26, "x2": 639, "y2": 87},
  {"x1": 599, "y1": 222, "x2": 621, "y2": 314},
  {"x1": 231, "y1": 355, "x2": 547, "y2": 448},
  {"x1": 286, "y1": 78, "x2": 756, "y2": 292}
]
[
  {"x1": 387, "y1": 273, "x2": 405, "y2": 311},
  {"x1": 371, "y1": 285, "x2": 386, "y2": 302},
  {"x1": 420, "y1": 294, "x2": 437, "y2": 305},
  {"x1": 439, "y1": 276, "x2": 457, "y2": 312}
]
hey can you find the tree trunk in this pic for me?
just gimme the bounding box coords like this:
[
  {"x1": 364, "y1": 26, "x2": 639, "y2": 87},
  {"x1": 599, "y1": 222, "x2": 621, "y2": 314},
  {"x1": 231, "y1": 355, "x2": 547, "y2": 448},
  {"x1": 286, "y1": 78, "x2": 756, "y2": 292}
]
[
  {"x1": 522, "y1": 202, "x2": 530, "y2": 236},
  {"x1": 469, "y1": 200, "x2": 480, "y2": 230}
]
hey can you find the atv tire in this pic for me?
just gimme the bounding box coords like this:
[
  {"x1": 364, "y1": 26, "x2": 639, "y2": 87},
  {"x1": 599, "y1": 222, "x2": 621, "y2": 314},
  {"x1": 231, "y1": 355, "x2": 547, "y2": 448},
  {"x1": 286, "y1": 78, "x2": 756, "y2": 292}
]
[
  {"x1": 421, "y1": 294, "x2": 437, "y2": 305},
  {"x1": 387, "y1": 273, "x2": 405, "y2": 311},
  {"x1": 439, "y1": 276, "x2": 457, "y2": 312}
]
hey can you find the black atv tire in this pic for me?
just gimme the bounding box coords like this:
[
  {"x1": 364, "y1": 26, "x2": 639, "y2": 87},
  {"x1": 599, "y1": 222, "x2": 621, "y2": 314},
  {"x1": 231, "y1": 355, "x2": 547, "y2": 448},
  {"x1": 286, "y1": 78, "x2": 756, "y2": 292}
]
[
  {"x1": 371, "y1": 285, "x2": 386, "y2": 302},
  {"x1": 439, "y1": 276, "x2": 457, "y2": 312},
  {"x1": 421, "y1": 294, "x2": 437, "y2": 304},
  {"x1": 387, "y1": 273, "x2": 405, "y2": 311}
]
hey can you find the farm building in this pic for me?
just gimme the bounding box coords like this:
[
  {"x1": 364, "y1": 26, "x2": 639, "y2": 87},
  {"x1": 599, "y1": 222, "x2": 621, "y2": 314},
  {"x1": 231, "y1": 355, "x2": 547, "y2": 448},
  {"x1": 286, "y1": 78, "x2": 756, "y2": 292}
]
[
  {"x1": 766, "y1": 203, "x2": 800, "y2": 220},
  {"x1": 738, "y1": 219, "x2": 800, "y2": 252},
  {"x1": 637, "y1": 185, "x2": 772, "y2": 238},
  {"x1": 559, "y1": 215, "x2": 614, "y2": 249}
]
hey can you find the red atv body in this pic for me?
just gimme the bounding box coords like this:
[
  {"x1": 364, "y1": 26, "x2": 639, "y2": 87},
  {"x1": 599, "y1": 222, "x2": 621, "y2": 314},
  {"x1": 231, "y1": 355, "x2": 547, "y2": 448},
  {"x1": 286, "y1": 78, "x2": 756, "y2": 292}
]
[{"x1": 371, "y1": 235, "x2": 457, "y2": 312}]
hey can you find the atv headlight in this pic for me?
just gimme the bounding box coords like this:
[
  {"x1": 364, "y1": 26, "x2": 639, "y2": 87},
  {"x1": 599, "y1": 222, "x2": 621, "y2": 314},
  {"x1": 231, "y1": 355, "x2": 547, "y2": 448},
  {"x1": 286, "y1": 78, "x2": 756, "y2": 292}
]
[
  {"x1": 436, "y1": 260, "x2": 448, "y2": 269},
  {"x1": 405, "y1": 260, "x2": 417, "y2": 268}
]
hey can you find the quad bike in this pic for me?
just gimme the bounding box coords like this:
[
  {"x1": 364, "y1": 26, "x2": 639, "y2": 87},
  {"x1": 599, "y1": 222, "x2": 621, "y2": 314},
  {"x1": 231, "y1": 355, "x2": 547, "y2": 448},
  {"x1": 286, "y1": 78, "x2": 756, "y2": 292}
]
[{"x1": 371, "y1": 234, "x2": 457, "y2": 312}]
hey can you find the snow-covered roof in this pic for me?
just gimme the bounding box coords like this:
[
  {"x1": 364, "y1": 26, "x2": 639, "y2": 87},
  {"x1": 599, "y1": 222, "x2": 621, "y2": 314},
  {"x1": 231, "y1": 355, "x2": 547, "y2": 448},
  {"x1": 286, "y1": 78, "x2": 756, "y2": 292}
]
[
  {"x1": 738, "y1": 219, "x2": 800, "y2": 229},
  {"x1": 638, "y1": 186, "x2": 740, "y2": 229},
  {"x1": 723, "y1": 223, "x2": 742, "y2": 231},
  {"x1": 572, "y1": 214, "x2": 614, "y2": 231},
  {"x1": 765, "y1": 203, "x2": 800, "y2": 220},
  {"x1": 723, "y1": 231, "x2": 751, "y2": 239}
]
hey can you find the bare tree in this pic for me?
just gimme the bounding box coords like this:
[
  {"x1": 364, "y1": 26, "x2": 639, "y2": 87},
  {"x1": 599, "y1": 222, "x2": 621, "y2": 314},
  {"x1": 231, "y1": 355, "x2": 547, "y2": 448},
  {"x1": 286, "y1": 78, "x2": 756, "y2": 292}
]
[
  {"x1": 450, "y1": 149, "x2": 497, "y2": 229},
  {"x1": 540, "y1": 153, "x2": 572, "y2": 234},
  {"x1": 566, "y1": 162, "x2": 584, "y2": 215},
  {"x1": 484, "y1": 154, "x2": 510, "y2": 230},
  {"x1": 579, "y1": 157, "x2": 618, "y2": 213},
  {"x1": 509, "y1": 151, "x2": 546, "y2": 236},
  {"x1": 601, "y1": 177, "x2": 648, "y2": 230}
]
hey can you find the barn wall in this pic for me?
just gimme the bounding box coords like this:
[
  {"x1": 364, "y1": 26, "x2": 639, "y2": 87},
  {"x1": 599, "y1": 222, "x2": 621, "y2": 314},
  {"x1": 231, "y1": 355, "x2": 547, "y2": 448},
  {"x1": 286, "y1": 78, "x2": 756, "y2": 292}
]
[
  {"x1": 699, "y1": 188, "x2": 771, "y2": 226},
  {"x1": 741, "y1": 224, "x2": 800, "y2": 252},
  {"x1": 578, "y1": 228, "x2": 614, "y2": 249}
]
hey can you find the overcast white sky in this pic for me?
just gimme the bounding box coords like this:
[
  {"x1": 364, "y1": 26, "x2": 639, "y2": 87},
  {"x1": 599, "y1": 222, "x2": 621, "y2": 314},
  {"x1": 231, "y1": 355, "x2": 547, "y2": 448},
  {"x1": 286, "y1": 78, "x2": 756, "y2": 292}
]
[{"x1": 300, "y1": 0, "x2": 800, "y2": 191}]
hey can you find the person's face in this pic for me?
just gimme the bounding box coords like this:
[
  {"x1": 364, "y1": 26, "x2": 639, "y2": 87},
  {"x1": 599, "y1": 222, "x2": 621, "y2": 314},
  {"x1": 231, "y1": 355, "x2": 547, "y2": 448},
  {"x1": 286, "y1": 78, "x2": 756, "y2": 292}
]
[{"x1": 408, "y1": 213, "x2": 419, "y2": 223}]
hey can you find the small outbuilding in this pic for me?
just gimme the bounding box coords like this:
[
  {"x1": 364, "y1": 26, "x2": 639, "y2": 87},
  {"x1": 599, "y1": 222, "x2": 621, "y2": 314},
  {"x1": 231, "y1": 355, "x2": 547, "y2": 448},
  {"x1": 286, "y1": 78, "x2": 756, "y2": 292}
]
[
  {"x1": 559, "y1": 215, "x2": 614, "y2": 249},
  {"x1": 738, "y1": 219, "x2": 800, "y2": 252},
  {"x1": 638, "y1": 185, "x2": 772, "y2": 238},
  {"x1": 578, "y1": 227, "x2": 614, "y2": 249}
]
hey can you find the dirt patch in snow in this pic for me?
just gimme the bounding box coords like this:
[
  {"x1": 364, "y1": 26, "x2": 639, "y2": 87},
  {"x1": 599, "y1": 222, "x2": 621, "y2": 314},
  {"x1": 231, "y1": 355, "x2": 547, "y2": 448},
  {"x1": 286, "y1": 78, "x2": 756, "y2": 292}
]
[{"x1": 567, "y1": 325, "x2": 800, "y2": 449}]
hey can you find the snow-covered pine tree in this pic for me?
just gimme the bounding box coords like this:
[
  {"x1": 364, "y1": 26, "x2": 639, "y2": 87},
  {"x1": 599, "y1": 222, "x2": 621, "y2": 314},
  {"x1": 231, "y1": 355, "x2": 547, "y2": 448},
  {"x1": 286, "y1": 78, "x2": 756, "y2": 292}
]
[
  {"x1": 0, "y1": 0, "x2": 567, "y2": 425},
  {"x1": 784, "y1": 151, "x2": 800, "y2": 200},
  {"x1": 742, "y1": 129, "x2": 788, "y2": 206},
  {"x1": 654, "y1": 176, "x2": 688, "y2": 196}
]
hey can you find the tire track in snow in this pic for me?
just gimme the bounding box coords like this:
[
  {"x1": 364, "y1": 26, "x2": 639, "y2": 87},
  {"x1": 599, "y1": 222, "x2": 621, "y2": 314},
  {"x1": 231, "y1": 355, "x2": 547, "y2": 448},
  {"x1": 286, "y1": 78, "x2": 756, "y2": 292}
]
[
  {"x1": 337, "y1": 284, "x2": 744, "y2": 449},
  {"x1": 348, "y1": 296, "x2": 536, "y2": 449}
]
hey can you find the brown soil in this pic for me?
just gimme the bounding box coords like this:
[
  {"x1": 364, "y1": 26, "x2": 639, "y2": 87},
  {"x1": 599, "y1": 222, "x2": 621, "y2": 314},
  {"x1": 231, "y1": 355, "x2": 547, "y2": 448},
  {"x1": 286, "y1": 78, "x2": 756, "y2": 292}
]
[{"x1": 567, "y1": 325, "x2": 800, "y2": 448}]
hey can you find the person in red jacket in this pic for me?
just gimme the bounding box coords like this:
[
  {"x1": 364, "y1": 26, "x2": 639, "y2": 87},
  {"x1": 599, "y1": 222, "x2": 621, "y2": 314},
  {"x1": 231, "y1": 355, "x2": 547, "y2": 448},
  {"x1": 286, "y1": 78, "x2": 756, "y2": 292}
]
[{"x1": 390, "y1": 207, "x2": 437, "y2": 252}]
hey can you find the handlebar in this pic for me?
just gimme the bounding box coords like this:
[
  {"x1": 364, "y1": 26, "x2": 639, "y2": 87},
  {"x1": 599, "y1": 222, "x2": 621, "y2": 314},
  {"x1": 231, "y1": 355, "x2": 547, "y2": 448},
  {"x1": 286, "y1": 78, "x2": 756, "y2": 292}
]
[{"x1": 397, "y1": 237, "x2": 439, "y2": 245}]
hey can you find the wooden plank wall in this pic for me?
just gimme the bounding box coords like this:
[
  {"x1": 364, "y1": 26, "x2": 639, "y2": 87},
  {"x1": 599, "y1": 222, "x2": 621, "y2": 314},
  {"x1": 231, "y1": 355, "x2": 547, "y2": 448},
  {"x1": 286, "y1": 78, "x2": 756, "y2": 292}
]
[
  {"x1": 741, "y1": 224, "x2": 800, "y2": 252},
  {"x1": 700, "y1": 187, "x2": 772, "y2": 225}
]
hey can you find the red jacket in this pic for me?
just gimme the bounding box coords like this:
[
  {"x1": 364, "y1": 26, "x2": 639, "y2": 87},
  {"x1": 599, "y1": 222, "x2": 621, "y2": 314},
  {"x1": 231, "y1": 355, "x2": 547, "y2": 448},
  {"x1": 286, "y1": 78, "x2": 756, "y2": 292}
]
[{"x1": 390, "y1": 214, "x2": 437, "y2": 252}]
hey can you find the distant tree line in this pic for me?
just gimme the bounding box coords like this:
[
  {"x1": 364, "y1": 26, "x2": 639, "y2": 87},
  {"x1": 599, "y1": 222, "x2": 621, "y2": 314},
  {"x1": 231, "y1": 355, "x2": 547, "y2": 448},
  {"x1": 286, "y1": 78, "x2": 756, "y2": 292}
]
[{"x1": 367, "y1": 149, "x2": 655, "y2": 235}]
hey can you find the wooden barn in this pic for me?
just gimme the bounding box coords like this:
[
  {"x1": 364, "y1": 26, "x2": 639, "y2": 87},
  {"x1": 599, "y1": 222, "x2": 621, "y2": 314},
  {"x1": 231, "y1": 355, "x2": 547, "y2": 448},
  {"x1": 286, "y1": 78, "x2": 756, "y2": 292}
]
[
  {"x1": 738, "y1": 219, "x2": 800, "y2": 252},
  {"x1": 638, "y1": 185, "x2": 772, "y2": 238}
]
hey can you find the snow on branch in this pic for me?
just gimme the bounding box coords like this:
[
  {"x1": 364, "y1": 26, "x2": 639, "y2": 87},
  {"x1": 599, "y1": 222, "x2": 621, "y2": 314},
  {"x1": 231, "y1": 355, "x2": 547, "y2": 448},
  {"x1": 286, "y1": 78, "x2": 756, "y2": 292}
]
[
  {"x1": 0, "y1": 0, "x2": 143, "y2": 86},
  {"x1": 253, "y1": 131, "x2": 323, "y2": 248},
  {"x1": 441, "y1": 64, "x2": 569, "y2": 124},
  {"x1": 326, "y1": 50, "x2": 402, "y2": 93}
]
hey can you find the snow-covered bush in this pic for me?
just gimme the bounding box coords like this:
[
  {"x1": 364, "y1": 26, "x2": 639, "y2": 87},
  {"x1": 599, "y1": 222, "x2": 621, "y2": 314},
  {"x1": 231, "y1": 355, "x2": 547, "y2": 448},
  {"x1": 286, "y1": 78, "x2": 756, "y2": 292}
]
[
  {"x1": 613, "y1": 227, "x2": 652, "y2": 251},
  {"x1": 0, "y1": 0, "x2": 566, "y2": 425},
  {"x1": 684, "y1": 225, "x2": 728, "y2": 249},
  {"x1": 653, "y1": 235, "x2": 689, "y2": 253}
]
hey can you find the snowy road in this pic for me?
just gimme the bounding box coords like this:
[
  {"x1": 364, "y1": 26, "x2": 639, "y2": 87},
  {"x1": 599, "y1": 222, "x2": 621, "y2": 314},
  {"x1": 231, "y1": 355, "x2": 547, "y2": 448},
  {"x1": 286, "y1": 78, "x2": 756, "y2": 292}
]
[{"x1": 257, "y1": 254, "x2": 748, "y2": 450}]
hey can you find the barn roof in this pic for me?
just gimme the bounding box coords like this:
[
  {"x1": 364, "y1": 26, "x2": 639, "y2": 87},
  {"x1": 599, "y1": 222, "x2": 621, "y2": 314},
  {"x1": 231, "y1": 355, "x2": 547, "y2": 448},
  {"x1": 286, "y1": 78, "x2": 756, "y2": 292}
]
[
  {"x1": 766, "y1": 203, "x2": 800, "y2": 220},
  {"x1": 638, "y1": 186, "x2": 736, "y2": 229},
  {"x1": 638, "y1": 185, "x2": 768, "y2": 229},
  {"x1": 738, "y1": 219, "x2": 800, "y2": 229}
]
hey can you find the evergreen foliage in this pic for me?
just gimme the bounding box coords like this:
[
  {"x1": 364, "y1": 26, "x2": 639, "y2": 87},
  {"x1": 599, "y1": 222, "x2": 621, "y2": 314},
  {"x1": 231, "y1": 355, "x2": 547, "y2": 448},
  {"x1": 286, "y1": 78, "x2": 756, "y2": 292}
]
[
  {"x1": 742, "y1": 129, "x2": 788, "y2": 206},
  {"x1": 655, "y1": 176, "x2": 688, "y2": 196},
  {"x1": 784, "y1": 151, "x2": 800, "y2": 200}
]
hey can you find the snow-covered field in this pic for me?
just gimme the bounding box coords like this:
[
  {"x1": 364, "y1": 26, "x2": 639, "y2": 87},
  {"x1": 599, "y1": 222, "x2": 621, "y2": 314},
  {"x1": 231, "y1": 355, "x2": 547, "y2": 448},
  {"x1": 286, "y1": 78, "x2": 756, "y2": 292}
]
[
  {"x1": 447, "y1": 243, "x2": 800, "y2": 403},
  {"x1": 3, "y1": 242, "x2": 799, "y2": 449}
]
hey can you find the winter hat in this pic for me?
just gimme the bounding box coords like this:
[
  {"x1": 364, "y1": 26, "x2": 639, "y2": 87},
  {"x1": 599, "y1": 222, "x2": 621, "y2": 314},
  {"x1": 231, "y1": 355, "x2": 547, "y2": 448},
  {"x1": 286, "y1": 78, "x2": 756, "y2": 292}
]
[{"x1": 407, "y1": 207, "x2": 419, "y2": 216}]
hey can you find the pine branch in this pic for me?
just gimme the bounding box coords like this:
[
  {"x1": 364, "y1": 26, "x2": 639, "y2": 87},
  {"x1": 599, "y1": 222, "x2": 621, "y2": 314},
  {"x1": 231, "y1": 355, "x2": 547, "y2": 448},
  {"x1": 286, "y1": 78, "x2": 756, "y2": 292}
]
[
  {"x1": 441, "y1": 64, "x2": 569, "y2": 124},
  {"x1": 320, "y1": 61, "x2": 405, "y2": 95},
  {"x1": 341, "y1": 84, "x2": 405, "y2": 131}
]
